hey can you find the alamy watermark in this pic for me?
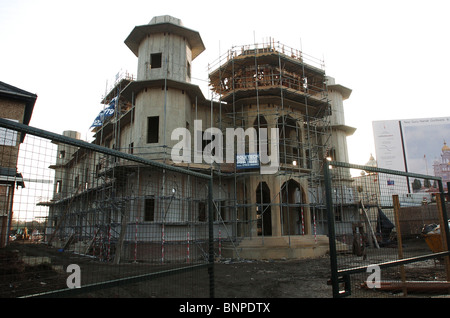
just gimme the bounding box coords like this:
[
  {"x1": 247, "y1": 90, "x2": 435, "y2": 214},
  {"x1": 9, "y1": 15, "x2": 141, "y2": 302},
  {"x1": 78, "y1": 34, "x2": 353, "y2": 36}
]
[
  {"x1": 366, "y1": 264, "x2": 381, "y2": 289},
  {"x1": 171, "y1": 120, "x2": 280, "y2": 175},
  {"x1": 66, "y1": 264, "x2": 81, "y2": 289}
]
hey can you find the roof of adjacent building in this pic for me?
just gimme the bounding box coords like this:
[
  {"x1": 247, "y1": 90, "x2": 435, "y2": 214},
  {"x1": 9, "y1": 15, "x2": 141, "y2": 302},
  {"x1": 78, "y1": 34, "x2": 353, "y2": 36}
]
[{"x1": 0, "y1": 81, "x2": 37, "y2": 127}]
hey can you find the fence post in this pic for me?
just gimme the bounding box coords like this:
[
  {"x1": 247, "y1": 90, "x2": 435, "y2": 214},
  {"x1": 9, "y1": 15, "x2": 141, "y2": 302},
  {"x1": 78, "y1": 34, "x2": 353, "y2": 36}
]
[
  {"x1": 392, "y1": 194, "x2": 407, "y2": 296},
  {"x1": 187, "y1": 232, "x2": 190, "y2": 264},
  {"x1": 324, "y1": 160, "x2": 340, "y2": 297},
  {"x1": 435, "y1": 193, "x2": 450, "y2": 282},
  {"x1": 218, "y1": 230, "x2": 221, "y2": 259},
  {"x1": 134, "y1": 218, "x2": 138, "y2": 263},
  {"x1": 208, "y1": 178, "x2": 215, "y2": 298}
]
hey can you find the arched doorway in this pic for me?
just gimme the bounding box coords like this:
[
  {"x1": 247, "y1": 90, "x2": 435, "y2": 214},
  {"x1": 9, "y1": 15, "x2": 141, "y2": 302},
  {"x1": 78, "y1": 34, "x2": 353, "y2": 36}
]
[
  {"x1": 256, "y1": 182, "x2": 272, "y2": 236},
  {"x1": 280, "y1": 179, "x2": 306, "y2": 235}
]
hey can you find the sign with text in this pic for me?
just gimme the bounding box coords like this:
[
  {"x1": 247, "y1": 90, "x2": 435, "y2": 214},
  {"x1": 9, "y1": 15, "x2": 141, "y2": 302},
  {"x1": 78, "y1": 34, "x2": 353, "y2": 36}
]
[{"x1": 236, "y1": 153, "x2": 260, "y2": 169}]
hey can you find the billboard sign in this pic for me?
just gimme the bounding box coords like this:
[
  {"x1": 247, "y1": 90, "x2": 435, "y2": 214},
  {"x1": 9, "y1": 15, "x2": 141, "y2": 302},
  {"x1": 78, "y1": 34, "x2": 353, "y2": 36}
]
[{"x1": 373, "y1": 116, "x2": 450, "y2": 192}]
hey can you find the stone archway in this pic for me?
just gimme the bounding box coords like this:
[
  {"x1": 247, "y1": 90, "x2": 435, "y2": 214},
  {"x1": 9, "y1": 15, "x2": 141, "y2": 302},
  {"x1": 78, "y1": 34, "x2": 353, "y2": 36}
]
[{"x1": 280, "y1": 179, "x2": 306, "y2": 235}]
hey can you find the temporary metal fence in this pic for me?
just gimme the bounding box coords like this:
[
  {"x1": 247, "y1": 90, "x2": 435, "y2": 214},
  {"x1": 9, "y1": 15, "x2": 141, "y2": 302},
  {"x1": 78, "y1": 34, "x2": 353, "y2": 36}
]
[
  {"x1": 325, "y1": 160, "x2": 450, "y2": 298},
  {"x1": 0, "y1": 118, "x2": 214, "y2": 298}
]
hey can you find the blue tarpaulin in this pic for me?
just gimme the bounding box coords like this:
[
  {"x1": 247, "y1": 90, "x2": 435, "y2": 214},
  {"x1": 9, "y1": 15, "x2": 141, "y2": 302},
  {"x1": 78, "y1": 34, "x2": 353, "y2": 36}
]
[{"x1": 90, "y1": 97, "x2": 117, "y2": 128}]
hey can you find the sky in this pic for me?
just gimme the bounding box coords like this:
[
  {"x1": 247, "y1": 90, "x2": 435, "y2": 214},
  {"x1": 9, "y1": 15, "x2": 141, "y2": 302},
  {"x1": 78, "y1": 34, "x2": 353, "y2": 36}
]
[{"x1": 1, "y1": 0, "x2": 450, "y2": 167}]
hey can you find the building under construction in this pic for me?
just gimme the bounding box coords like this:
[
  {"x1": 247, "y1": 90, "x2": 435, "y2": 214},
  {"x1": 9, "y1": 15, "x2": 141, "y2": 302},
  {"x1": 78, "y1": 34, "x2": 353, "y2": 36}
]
[{"x1": 45, "y1": 15, "x2": 355, "y2": 261}]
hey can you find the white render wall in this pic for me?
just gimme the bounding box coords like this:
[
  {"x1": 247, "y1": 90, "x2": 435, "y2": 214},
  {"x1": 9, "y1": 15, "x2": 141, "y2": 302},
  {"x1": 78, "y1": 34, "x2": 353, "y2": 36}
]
[
  {"x1": 132, "y1": 87, "x2": 193, "y2": 157},
  {"x1": 136, "y1": 33, "x2": 192, "y2": 83}
]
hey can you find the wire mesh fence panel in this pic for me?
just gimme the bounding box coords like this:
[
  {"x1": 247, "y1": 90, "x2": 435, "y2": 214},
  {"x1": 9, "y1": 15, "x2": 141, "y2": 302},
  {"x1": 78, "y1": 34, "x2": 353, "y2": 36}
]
[
  {"x1": 0, "y1": 119, "x2": 213, "y2": 298},
  {"x1": 325, "y1": 161, "x2": 450, "y2": 298}
]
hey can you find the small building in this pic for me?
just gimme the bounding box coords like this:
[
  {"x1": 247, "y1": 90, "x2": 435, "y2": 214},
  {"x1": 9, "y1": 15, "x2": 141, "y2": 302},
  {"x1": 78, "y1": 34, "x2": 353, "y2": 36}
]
[{"x1": 0, "y1": 81, "x2": 37, "y2": 247}]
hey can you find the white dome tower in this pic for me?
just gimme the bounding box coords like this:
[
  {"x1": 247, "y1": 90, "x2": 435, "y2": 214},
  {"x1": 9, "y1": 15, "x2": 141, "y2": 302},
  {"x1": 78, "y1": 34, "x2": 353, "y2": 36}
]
[{"x1": 122, "y1": 16, "x2": 206, "y2": 161}]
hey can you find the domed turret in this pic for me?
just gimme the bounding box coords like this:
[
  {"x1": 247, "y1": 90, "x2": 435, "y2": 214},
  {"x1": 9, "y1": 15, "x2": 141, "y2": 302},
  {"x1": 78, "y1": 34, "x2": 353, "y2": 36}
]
[
  {"x1": 361, "y1": 153, "x2": 377, "y2": 175},
  {"x1": 124, "y1": 15, "x2": 205, "y2": 82},
  {"x1": 121, "y1": 16, "x2": 207, "y2": 160},
  {"x1": 365, "y1": 153, "x2": 377, "y2": 167}
]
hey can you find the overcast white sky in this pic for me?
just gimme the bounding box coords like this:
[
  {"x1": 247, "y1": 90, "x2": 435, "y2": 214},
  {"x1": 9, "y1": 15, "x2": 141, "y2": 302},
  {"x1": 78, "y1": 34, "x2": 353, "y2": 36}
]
[{"x1": 1, "y1": 0, "x2": 449, "y2": 166}]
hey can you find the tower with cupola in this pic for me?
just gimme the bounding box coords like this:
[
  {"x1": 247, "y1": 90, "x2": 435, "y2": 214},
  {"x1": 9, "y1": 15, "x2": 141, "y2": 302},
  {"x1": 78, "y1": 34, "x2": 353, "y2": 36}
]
[{"x1": 122, "y1": 15, "x2": 206, "y2": 161}]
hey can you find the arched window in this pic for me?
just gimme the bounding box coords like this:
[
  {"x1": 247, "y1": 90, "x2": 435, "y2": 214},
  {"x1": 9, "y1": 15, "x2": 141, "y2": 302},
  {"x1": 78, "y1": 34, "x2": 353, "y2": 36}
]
[
  {"x1": 277, "y1": 115, "x2": 302, "y2": 166},
  {"x1": 254, "y1": 115, "x2": 268, "y2": 156}
]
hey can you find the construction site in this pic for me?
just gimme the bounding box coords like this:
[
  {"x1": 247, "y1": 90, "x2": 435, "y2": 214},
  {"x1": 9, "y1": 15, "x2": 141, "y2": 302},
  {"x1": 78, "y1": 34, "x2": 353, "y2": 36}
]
[
  {"x1": 38, "y1": 15, "x2": 356, "y2": 262},
  {"x1": 2, "y1": 15, "x2": 449, "y2": 299}
]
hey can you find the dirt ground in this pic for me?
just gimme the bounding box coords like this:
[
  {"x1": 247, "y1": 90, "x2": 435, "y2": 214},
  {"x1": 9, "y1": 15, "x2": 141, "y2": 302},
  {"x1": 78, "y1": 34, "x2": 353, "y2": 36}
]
[
  {"x1": 214, "y1": 257, "x2": 332, "y2": 298},
  {"x1": 2, "y1": 240, "x2": 448, "y2": 299},
  {"x1": 1, "y1": 242, "x2": 332, "y2": 298}
]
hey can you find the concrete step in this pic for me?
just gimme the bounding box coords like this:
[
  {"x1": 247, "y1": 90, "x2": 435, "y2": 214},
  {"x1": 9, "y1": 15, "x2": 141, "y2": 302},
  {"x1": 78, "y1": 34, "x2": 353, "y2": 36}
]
[
  {"x1": 237, "y1": 235, "x2": 328, "y2": 247},
  {"x1": 221, "y1": 235, "x2": 330, "y2": 260}
]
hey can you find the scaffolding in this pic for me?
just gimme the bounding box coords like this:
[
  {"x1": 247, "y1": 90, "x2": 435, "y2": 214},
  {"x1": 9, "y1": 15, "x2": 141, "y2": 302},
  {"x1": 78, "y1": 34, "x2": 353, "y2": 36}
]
[
  {"x1": 0, "y1": 118, "x2": 214, "y2": 297},
  {"x1": 44, "y1": 69, "x2": 213, "y2": 263},
  {"x1": 45, "y1": 137, "x2": 212, "y2": 264},
  {"x1": 207, "y1": 40, "x2": 332, "y2": 244},
  {"x1": 44, "y1": 40, "x2": 335, "y2": 260}
]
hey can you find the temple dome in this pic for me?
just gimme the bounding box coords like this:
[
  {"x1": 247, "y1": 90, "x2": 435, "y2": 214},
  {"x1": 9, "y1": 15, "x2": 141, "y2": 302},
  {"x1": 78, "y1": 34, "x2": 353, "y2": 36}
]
[{"x1": 365, "y1": 154, "x2": 377, "y2": 167}]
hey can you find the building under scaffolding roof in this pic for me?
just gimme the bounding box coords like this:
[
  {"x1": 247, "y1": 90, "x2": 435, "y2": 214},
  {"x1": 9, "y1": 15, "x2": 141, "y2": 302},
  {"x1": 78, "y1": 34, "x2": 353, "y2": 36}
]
[{"x1": 46, "y1": 15, "x2": 355, "y2": 261}]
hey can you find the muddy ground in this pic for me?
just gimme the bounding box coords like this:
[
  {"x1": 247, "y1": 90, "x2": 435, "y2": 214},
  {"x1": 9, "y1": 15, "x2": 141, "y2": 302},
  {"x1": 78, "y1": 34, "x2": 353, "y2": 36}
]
[
  {"x1": 1, "y1": 242, "x2": 331, "y2": 298},
  {"x1": 214, "y1": 256, "x2": 332, "y2": 298},
  {"x1": 1, "y1": 240, "x2": 448, "y2": 299}
]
